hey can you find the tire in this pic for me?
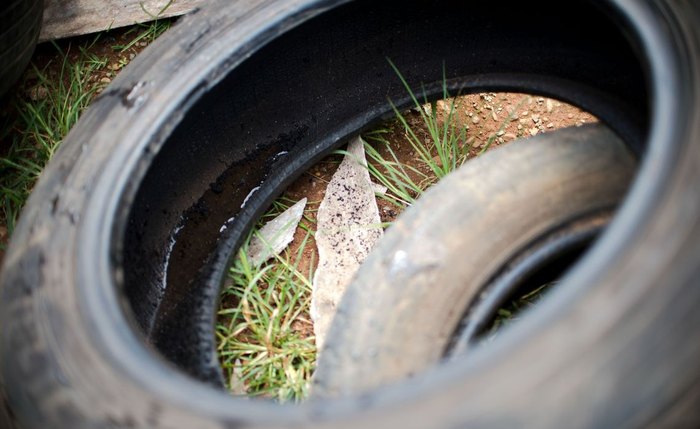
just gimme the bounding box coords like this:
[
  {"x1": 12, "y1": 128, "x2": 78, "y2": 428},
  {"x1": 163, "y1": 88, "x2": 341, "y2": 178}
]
[
  {"x1": 1, "y1": 0, "x2": 699, "y2": 428},
  {"x1": 0, "y1": 0, "x2": 43, "y2": 97},
  {"x1": 312, "y1": 124, "x2": 636, "y2": 395}
]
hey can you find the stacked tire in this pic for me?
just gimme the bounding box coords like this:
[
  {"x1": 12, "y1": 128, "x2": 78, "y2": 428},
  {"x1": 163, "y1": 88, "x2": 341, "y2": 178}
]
[{"x1": 0, "y1": 0, "x2": 43, "y2": 97}]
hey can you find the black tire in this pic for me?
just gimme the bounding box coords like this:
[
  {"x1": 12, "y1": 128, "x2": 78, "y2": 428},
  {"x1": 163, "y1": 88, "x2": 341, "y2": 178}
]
[
  {"x1": 0, "y1": 0, "x2": 43, "y2": 97},
  {"x1": 312, "y1": 124, "x2": 636, "y2": 395},
  {"x1": 1, "y1": 0, "x2": 699, "y2": 428}
]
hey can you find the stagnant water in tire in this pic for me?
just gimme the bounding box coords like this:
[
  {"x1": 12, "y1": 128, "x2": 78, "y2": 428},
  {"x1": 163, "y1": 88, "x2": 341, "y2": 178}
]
[{"x1": 214, "y1": 92, "x2": 599, "y2": 401}]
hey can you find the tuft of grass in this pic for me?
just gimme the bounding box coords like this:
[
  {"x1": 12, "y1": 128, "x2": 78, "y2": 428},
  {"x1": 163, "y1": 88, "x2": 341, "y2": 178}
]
[
  {"x1": 362, "y1": 129, "x2": 428, "y2": 208},
  {"x1": 0, "y1": 21, "x2": 174, "y2": 248},
  {"x1": 386, "y1": 60, "x2": 472, "y2": 181},
  {"x1": 362, "y1": 64, "x2": 474, "y2": 209},
  {"x1": 363, "y1": 61, "x2": 526, "y2": 210},
  {"x1": 485, "y1": 282, "x2": 554, "y2": 338},
  {"x1": 111, "y1": 19, "x2": 172, "y2": 53},
  {"x1": 0, "y1": 40, "x2": 109, "y2": 238},
  {"x1": 217, "y1": 199, "x2": 317, "y2": 402}
]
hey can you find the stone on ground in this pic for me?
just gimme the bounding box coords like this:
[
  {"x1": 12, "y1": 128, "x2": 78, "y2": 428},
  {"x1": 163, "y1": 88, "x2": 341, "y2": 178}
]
[
  {"x1": 312, "y1": 136, "x2": 383, "y2": 350},
  {"x1": 246, "y1": 198, "x2": 307, "y2": 267}
]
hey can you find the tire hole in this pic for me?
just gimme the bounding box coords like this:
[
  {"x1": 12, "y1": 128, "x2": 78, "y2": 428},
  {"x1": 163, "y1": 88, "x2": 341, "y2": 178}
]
[{"x1": 215, "y1": 92, "x2": 608, "y2": 401}]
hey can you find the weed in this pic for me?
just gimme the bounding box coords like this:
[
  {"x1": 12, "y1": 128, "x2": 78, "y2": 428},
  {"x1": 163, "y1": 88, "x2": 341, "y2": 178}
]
[
  {"x1": 217, "y1": 199, "x2": 317, "y2": 402},
  {"x1": 485, "y1": 282, "x2": 554, "y2": 338},
  {"x1": 0, "y1": 20, "x2": 174, "y2": 247},
  {"x1": 111, "y1": 19, "x2": 172, "y2": 53},
  {"x1": 386, "y1": 60, "x2": 472, "y2": 180},
  {"x1": 0, "y1": 41, "x2": 109, "y2": 238},
  {"x1": 363, "y1": 62, "x2": 526, "y2": 210}
]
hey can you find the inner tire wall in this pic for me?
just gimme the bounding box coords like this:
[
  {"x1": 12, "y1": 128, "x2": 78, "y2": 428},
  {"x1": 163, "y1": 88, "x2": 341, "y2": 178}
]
[{"x1": 122, "y1": 0, "x2": 648, "y2": 383}]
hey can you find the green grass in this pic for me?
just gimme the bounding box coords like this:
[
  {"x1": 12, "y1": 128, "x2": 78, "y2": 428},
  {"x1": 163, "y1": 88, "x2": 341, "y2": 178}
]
[
  {"x1": 0, "y1": 21, "x2": 173, "y2": 247},
  {"x1": 485, "y1": 282, "x2": 555, "y2": 338},
  {"x1": 387, "y1": 61, "x2": 472, "y2": 179},
  {"x1": 111, "y1": 19, "x2": 172, "y2": 53},
  {"x1": 360, "y1": 64, "x2": 473, "y2": 208},
  {"x1": 217, "y1": 198, "x2": 318, "y2": 402},
  {"x1": 363, "y1": 62, "x2": 526, "y2": 209},
  {"x1": 0, "y1": 40, "x2": 108, "y2": 238}
]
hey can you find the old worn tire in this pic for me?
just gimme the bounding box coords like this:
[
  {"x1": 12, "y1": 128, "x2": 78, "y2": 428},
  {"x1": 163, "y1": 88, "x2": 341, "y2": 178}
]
[
  {"x1": 312, "y1": 124, "x2": 636, "y2": 395},
  {"x1": 1, "y1": 0, "x2": 699, "y2": 428},
  {"x1": 0, "y1": 0, "x2": 43, "y2": 97}
]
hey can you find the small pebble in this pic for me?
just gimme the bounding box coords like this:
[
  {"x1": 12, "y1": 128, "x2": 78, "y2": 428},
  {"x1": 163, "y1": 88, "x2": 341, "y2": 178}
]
[
  {"x1": 546, "y1": 99, "x2": 554, "y2": 113},
  {"x1": 436, "y1": 99, "x2": 451, "y2": 114},
  {"x1": 27, "y1": 85, "x2": 48, "y2": 101}
]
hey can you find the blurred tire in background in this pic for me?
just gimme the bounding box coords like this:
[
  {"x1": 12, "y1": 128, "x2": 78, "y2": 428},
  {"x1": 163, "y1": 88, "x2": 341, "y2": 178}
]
[{"x1": 0, "y1": 0, "x2": 43, "y2": 97}]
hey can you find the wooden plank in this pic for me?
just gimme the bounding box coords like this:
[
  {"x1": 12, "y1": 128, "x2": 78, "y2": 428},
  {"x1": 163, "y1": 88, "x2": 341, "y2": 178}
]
[{"x1": 39, "y1": 0, "x2": 204, "y2": 42}]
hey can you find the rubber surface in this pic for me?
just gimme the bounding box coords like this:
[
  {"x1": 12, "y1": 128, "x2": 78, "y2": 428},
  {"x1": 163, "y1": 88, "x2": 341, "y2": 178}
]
[
  {"x1": 127, "y1": 0, "x2": 648, "y2": 385},
  {"x1": 0, "y1": 0, "x2": 43, "y2": 97},
  {"x1": 0, "y1": 0, "x2": 699, "y2": 428}
]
